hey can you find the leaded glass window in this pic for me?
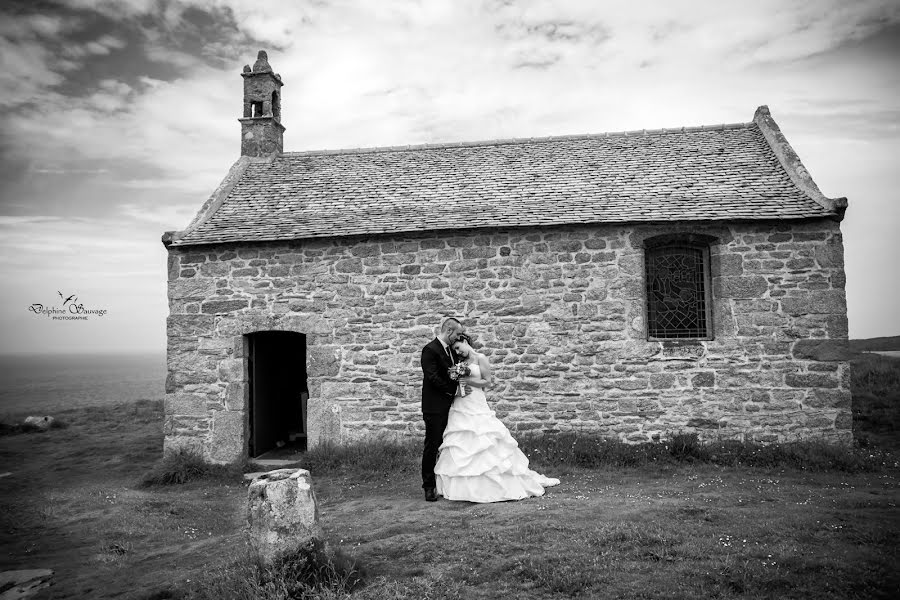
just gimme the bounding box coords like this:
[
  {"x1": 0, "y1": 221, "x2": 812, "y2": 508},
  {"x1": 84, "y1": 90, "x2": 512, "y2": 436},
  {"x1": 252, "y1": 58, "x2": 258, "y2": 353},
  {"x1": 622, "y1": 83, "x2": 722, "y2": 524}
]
[{"x1": 645, "y1": 244, "x2": 711, "y2": 339}]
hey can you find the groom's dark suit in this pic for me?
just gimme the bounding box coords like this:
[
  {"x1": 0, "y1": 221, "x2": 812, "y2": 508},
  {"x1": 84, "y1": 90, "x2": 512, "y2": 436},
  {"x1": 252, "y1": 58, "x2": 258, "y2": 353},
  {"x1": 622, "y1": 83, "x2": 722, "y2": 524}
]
[{"x1": 421, "y1": 338, "x2": 459, "y2": 491}]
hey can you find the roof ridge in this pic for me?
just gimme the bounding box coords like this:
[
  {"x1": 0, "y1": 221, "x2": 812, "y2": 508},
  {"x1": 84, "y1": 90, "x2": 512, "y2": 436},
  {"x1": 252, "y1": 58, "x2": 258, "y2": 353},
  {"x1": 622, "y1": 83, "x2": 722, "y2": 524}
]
[{"x1": 281, "y1": 120, "x2": 755, "y2": 157}]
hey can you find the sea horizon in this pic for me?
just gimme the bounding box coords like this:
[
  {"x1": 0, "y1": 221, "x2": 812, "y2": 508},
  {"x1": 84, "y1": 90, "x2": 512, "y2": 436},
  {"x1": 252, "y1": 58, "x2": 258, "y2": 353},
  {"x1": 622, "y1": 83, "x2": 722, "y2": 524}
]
[{"x1": 0, "y1": 351, "x2": 167, "y2": 416}]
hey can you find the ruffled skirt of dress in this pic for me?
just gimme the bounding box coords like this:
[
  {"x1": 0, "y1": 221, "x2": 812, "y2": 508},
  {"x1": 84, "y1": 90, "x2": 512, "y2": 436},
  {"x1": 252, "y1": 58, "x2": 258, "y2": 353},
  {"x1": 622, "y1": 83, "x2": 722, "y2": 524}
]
[{"x1": 434, "y1": 390, "x2": 560, "y2": 503}]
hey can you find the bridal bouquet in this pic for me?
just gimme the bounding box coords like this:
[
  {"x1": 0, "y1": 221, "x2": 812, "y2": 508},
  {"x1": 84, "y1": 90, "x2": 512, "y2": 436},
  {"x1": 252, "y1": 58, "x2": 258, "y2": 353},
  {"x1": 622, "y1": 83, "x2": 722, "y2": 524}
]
[
  {"x1": 448, "y1": 363, "x2": 471, "y2": 397},
  {"x1": 448, "y1": 363, "x2": 471, "y2": 381}
]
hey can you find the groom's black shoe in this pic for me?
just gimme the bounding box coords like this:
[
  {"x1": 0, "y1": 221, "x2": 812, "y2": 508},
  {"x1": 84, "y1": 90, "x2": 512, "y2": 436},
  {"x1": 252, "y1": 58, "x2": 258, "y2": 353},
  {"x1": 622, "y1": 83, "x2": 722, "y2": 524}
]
[{"x1": 424, "y1": 488, "x2": 438, "y2": 502}]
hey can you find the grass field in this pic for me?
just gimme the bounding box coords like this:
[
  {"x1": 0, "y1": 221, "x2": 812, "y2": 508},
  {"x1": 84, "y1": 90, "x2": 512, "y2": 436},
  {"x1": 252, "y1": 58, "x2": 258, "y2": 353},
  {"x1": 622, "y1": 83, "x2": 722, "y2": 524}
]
[
  {"x1": 852, "y1": 351, "x2": 900, "y2": 450},
  {"x1": 1, "y1": 351, "x2": 898, "y2": 599}
]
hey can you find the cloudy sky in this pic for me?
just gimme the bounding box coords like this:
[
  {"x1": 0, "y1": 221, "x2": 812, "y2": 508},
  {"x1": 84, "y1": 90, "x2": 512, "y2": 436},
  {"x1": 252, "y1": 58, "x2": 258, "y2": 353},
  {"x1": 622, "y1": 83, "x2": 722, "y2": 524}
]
[{"x1": 1, "y1": 0, "x2": 898, "y2": 354}]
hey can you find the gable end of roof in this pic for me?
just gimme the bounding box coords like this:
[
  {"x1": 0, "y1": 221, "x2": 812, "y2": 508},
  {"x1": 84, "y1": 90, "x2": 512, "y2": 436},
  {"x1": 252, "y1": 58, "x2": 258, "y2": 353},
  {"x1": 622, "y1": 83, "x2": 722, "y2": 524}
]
[
  {"x1": 162, "y1": 152, "x2": 277, "y2": 247},
  {"x1": 753, "y1": 105, "x2": 847, "y2": 221}
]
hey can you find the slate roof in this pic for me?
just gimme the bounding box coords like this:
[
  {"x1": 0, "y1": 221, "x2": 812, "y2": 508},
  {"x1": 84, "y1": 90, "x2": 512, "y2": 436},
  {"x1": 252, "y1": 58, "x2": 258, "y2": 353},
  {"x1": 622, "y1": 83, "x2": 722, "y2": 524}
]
[{"x1": 169, "y1": 106, "x2": 845, "y2": 247}]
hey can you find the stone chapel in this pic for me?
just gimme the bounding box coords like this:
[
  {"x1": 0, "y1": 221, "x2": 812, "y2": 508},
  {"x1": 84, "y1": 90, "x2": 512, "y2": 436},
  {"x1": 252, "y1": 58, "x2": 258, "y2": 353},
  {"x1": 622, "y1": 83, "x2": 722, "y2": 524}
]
[{"x1": 162, "y1": 50, "x2": 851, "y2": 463}]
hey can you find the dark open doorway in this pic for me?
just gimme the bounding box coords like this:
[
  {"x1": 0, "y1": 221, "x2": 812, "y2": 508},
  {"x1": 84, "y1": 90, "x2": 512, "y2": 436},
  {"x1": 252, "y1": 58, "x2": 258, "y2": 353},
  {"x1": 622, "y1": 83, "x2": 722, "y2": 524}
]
[{"x1": 247, "y1": 331, "x2": 308, "y2": 458}]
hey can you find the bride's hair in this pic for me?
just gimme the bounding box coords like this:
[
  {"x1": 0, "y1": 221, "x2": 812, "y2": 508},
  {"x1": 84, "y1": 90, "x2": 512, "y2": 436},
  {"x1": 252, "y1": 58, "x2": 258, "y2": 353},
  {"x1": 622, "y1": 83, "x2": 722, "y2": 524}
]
[{"x1": 456, "y1": 332, "x2": 471, "y2": 344}]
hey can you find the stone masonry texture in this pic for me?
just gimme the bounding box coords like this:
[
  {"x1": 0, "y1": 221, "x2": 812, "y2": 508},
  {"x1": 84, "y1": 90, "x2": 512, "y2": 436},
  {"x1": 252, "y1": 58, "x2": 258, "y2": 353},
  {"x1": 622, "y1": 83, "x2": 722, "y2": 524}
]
[{"x1": 164, "y1": 219, "x2": 851, "y2": 463}]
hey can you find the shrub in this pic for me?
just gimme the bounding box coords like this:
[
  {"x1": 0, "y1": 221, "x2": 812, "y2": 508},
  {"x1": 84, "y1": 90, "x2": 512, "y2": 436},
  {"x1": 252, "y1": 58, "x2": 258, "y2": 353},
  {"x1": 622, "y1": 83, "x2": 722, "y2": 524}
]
[
  {"x1": 298, "y1": 438, "x2": 419, "y2": 479},
  {"x1": 139, "y1": 448, "x2": 241, "y2": 487},
  {"x1": 519, "y1": 431, "x2": 884, "y2": 473},
  {"x1": 265, "y1": 538, "x2": 366, "y2": 594},
  {"x1": 667, "y1": 432, "x2": 708, "y2": 462},
  {"x1": 179, "y1": 539, "x2": 365, "y2": 600}
]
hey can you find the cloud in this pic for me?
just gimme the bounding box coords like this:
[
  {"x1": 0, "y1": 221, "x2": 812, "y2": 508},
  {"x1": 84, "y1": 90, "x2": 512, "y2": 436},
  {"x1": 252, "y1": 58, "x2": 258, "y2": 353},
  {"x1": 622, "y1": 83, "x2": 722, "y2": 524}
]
[
  {"x1": 2, "y1": 63, "x2": 235, "y2": 193},
  {"x1": 1, "y1": 0, "x2": 900, "y2": 346},
  {"x1": 0, "y1": 37, "x2": 66, "y2": 106},
  {"x1": 64, "y1": 33, "x2": 128, "y2": 58},
  {"x1": 144, "y1": 45, "x2": 207, "y2": 69},
  {"x1": 0, "y1": 215, "x2": 60, "y2": 225},
  {"x1": 0, "y1": 12, "x2": 78, "y2": 39},
  {"x1": 0, "y1": 215, "x2": 165, "y2": 279},
  {"x1": 30, "y1": 168, "x2": 111, "y2": 175},
  {"x1": 5, "y1": 0, "x2": 898, "y2": 173},
  {"x1": 118, "y1": 202, "x2": 199, "y2": 229}
]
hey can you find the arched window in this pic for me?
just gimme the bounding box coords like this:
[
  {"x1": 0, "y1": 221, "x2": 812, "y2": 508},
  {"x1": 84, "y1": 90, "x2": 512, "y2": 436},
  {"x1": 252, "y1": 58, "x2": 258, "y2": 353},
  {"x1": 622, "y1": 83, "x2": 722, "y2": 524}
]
[
  {"x1": 271, "y1": 91, "x2": 280, "y2": 120},
  {"x1": 644, "y1": 235, "x2": 714, "y2": 340},
  {"x1": 251, "y1": 100, "x2": 264, "y2": 117}
]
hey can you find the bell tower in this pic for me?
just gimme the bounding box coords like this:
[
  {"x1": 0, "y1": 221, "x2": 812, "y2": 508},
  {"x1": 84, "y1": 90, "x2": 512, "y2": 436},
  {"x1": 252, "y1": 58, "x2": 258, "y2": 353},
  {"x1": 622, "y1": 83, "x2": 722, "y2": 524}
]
[{"x1": 239, "y1": 50, "x2": 285, "y2": 157}]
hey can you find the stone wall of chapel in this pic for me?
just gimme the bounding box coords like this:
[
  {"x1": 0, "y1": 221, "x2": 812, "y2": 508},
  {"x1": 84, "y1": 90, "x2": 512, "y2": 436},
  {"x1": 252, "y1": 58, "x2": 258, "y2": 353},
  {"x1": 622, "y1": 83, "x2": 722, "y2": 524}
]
[{"x1": 164, "y1": 220, "x2": 850, "y2": 463}]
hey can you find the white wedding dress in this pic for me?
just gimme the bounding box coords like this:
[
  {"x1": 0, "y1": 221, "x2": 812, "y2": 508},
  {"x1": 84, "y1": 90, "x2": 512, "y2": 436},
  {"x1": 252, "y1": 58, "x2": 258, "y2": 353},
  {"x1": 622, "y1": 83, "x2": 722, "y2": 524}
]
[{"x1": 434, "y1": 358, "x2": 560, "y2": 503}]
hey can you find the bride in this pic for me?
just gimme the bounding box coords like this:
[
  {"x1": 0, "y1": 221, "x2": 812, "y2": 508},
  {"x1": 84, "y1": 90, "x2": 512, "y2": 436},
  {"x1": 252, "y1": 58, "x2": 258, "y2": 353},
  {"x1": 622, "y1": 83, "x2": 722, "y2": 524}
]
[{"x1": 434, "y1": 333, "x2": 560, "y2": 503}]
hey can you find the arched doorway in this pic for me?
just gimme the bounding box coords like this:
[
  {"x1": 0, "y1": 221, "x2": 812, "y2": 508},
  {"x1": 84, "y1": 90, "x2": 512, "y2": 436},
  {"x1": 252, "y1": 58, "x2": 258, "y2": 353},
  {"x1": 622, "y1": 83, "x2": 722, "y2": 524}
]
[{"x1": 247, "y1": 330, "x2": 308, "y2": 458}]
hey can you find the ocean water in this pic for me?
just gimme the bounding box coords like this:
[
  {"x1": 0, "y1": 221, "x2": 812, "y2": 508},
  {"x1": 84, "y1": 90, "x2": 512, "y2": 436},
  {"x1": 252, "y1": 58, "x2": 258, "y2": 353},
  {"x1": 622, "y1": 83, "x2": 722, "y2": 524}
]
[{"x1": 0, "y1": 352, "x2": 166, "y2": 416}]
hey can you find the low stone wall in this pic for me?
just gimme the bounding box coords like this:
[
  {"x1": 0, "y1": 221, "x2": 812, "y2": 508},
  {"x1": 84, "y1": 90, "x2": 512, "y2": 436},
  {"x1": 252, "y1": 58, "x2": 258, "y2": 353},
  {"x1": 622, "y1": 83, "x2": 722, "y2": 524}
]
[{"x1": 164, "y1": 219, "x2": 851, "y2": 462}]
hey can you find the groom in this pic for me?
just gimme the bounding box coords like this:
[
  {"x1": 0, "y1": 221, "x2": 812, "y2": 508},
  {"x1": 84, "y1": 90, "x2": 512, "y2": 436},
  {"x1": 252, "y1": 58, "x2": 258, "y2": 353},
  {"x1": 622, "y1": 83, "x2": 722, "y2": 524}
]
[{"x1": 420, "y1": 317, "x2": 464, "y2": 502}]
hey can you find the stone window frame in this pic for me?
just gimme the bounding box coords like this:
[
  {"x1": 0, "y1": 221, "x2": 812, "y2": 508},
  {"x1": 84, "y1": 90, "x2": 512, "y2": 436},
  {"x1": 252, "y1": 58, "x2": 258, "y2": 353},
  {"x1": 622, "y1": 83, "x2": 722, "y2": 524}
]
[{"x1": 643, "y1": 233, "x2": 716, "y2": 342}]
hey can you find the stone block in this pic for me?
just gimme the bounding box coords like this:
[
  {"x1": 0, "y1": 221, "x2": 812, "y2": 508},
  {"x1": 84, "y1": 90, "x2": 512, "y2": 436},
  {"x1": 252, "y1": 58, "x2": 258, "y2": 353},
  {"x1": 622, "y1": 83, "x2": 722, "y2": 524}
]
[
  {"x1": 308, "y1": 347, "x2": 340, "y2": 377},
  {"x1": 322, "y1": 380, "x2": 370, "y2": 397},
  {"x1": 307, "y1": 398, "x2": 343, "y2": 447},
  {"x1": 786, "y1": 258, "x2": 815, "y2": 270},
  {"x1": 279, "y1": 315, "x2": 333, "y2": 335},
  {"x1": 420, "y1": 239, "x2": 445, "y2": 250},
  {"x1": 199, "y1": 336, "x2": 236, "y2": 353},
  {"x1": 462, "y1": 246, "x2": 498, "y2": 259},
  {"x1": 712, "y1": 253, "x2": 743, "y2": 277},
  {"x1": 713, "y1": 275, "x2": 769, "y2": 299},
  {"x1": 496, "y1": 304, "x2": 547, "y2": 316},
  {"x1": 168, "y1": 314, "x2": 216, "y2": 336},
  {"x1": 803, "y1": 389, "x2": 851, "y2": 409},
  {"x1": 199, "y1": 262, "x2": 230, "y2": 277},
  {"x1": 584, "y1": 237, "x2": 607, "y2": 250},
  {"x1": 617, "y1": 253, "x2": 642, "y2": 277},
  {"x1": 548, "y1": 240, "x2": 583, "y2": 253},
  {"x1": 650, "y1": 373, "x2": 676, "y2": 389},
  {"x1": 834, "y1": 409, "x2": 852, "y2": 431},
  {"x1": 247, "y1": 469, "x2": 321, "y2": 565},
  {"x1": 165, "y1": 393, "x2": 207, "y2": 416},
  {"x1": 792, "y1": 339, "x2": 850, "y2": 362},
  {"x1": 785, "y1": 373, "x2": 839, "y2": 389},
  {"x1": 334, "y1": 258, "x2": 363, "y2": 273},
  {"x1": 659, "y1": 342, "x2": 705, "y2": 360},
  {"x1": 824, "y1": 315, "x2": 849, "y2": 338},
  {"x1": 609, "y1": 277, "x2": 643, "y2": 299},
  {"x1": 605, "y1": 378, "x2": 648, "y2": 391},
  {"x1": 218, "y1": 358, "x2": 245, "y2": 382},
  {"x1": 201, "y1": 299, "x2": 249, "y2": 314},
  {"x1": 814, "y1": 241, "x2": 844, "y2": 269},
  {"x1": 180, "y1": 252, "x2": 209, "y2": 264},
  {"x1": 691, "y1": 372, "x2": 715, "y2": 387},
  {"x1": 591, "y1": 251, "x2": 617, "y2": 264},
  {"x1": 686, "y1": 417, "x2": 719, "y2": 429},
  {"x1": 225, "y1": 383, "x2": 248, "y2": 411},
  {"x1": 167, "y1": 253, "x2": 180, "y2": 281},
  {"x1": 768, "y1": 233, "x2": 792, "y2": 243},
  {"x1": 779, "y1": 291, "x2": 846, "y2": 316},
  {"x1": 209, "y1": 410, "x2": 245, "y2": 463}
]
